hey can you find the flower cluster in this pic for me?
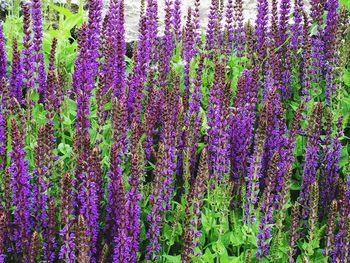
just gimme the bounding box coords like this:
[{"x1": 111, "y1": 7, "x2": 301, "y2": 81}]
[{"x1": 0, "y1": 0, "x2": 348, "y2": 262}]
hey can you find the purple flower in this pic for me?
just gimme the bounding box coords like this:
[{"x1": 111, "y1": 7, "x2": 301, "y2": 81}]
[
  {"x1": 107, "y1": 96, "x2": 129, "y2": 245},
  {"x1": 126, "y1": 124, "x2": 142, "y2": 262},
  {"x1": 310, "y1": 0, "x2": 325, "y2": 85},
  {"x1": 233, "y1": 0, "x2": 245, "y2": 57},
  {"x1": 255, "y1": 0, "x2": 268, "y2": 61},
  {"x1": 320, "y1": 116, "x2": 343, "y2": 213},
  {"x1": 300, "y1": 13, "x2": 312, "y2": 98},
  {"x1": 9, "y1": 39, "x2": 23, "y2": 102},
  {"x1": 46, "y1": 38, "x2": 59, "y2": 120},
  {"x1": 300, "y1": 103, "x2": 323, "y2": 221},
  {"x1": 0, "y1": 207, "x2": 8, "y2": 262},
  {"x1": 182, "y1": 148, "x2": 208, "y2": 262},
  {"x1": 205, "y1": 0, "x2": 219, "y2": 53},
  {"x1": 87, "y1": 0, "x2": 103, "y2": 78},
  {"x1": 172, "y1": 0, "x2": 182, "y2": 41},
  {"x1": 207, "y1": 62, "x2": 230, "y2": 181},
  {"x1": 143, "y1": 75, "x2": 160, "y2": 160},
  {"x1": 184, "y1": 54, "x2": 204, "y2": 177},
  {"x1": 224, "y1": 0, "x2": 234, "y2": 53},
  {"x1": 183, "y1": 7, "x2": 195, "y2": 110},
  {"x1": 323, "y1": 0, "x2": 339, "y2": 102},
  {"x1": 74, "y1": 25, "x2": 94, "y2": 151},
  {"x1": 75, "y1": 151, "x2": 101, "y2": 262},
  {"x1": 291, "y1": 0, "x2": 304, "y2": 50},
  {"x1": 278, "y1": 0, "x2": 292, "y2": 98},
  {"x1": 146, "y1": 89, "x2": 178, "y2": 260},
  {"x1": 193, "y1": 0, "x2": 201, "y2": 49},
  {"x1": 114, "y1": 0, "x2": 126, "y2": 98},
  {"x1": 59, "y1": 173, "x2": 76, "y2": 263},
  {"x1": 10, "y1": 119, "x2": 31, "y2": 253},
  {"x1": 160, "y1": 0, "x2": 176, "y2": 87},
  {"x1": 288, "y1": 202, "x2": 300, "y2": 262},
  {"x1": 21, "y1": 3, "x2": 35, "y2": 102},
  {"x1": 244, "y1": 102, "x2": 268, "y2": 224},
  {"x1": 32, "y1": 125, "x2": 50, "y2": 256},
  {"x1": 262, "y1": 89, "x2": 287, "y2": 191},
  {"x1": 76, "y1": 215, "x2": 91, "y2": 262},
  {"x1": 32, "y1": 0, "x2": 46, "y2": 101},
  {"x1": 72, "y1": 24, "x2": 88, "y2": 97},
  {"x1": 231, "y1": 68, "x2": 259, "y2": 186},
  {"x1": 0, "y1": 109, "x2": 5, "y2": 171},
  {"x1": 45, "y1": 197, "x2": 57, "y2": 262},
  {"x1": 108, "y1": 143, "x2": 130, "y2": 261},
  {"x1": 0, "y1": 22, "x2": 7, "y2": 81},
  {"x1": 146, "y1": 0, "x2": 159, "y2": 63}
]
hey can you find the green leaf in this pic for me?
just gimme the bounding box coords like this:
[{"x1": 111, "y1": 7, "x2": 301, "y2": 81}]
[
  {"x1": 162, "y1": 255, "x2": 181, "y2": 263},
  {"x1": 343, "y1": 70, "x2": 350, "y2": 87},
  {"x1": 340, "y1": 0, "x2": 350, "y2": 10},
  {"x1": 339, "y1": 145, "x2": 348, "y2": 168},
  {"x1": 290, "y1": 180, "x2": 301, "y2": 190},
  {"x1": 201, "y1": 249, "x2": 214, "y2": 263},
  {"x1": 104, "y1": 102, "x2": 112, "y2": 111},
  {"x1": 212, "y1": 239, "x2": 227, "y2": 255},
  {"x1": 58, "y1": 143, "x2": 72, "y2": 157},
  {"x1": 49, "y1": 3, "x2": 74, "y2": 17},
  {"x1": 230, "y1": 232, "x2": 244, "y2": 246},
  {"x1": 63, "y1": 14, "x2": 84, "y2": 32}
]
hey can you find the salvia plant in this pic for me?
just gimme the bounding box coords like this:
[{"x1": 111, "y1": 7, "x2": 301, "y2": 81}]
[{"x1": 0, "y1": 0, "x2": 349, "y2": 262}]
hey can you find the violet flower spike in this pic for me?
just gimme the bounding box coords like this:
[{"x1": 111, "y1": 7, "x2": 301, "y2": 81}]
[
  {"x1": 32, "y1": 0, "x2": 46, "y2": 101},
  {"x1": 291, "y1": 0, "x2": 304, "y2": 51},
  {"x1": 255, "y1": 0, "x2": 268, "y2": 62},
  {"x1": 0, "y1": 22, "x2": 7, "y2": 81},
  {"x1": 126, "y1": 124, "x2": 142, "y2": 262},
  {"x1": 9, "y1": 38, "x2": 23, "y2": 102},
  {"x1": 21, "y1": 3, "x2": 35, "y2": 103},
  {"x1": 173, "y1": 0, "x2": 182, "y2": 41},
  {"x1": 10, "y1": 119, "x2": 31, "y2": 253},
  {"x1": 114, "y1": 0, "x2": 126, "y2": 98},
  {"x1": 244, "y1": 102, "x2": 268, "y2": 224},
  {"x1": 299, "y1": 103, "x2": 323, "y2": 222},
  {"x1": 233, "y1": 0, "x2": 245, "y2": 57},
  {"x1": 323, "y1": 0, "x2": 339, "y2": 103}
]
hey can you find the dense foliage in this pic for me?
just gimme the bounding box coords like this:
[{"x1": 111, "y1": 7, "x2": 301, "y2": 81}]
[{"x1": 0, "y1": 0, "x2": 350, "y2": 262}]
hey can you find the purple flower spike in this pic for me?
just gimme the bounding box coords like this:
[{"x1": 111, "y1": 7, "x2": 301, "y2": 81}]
[
  {"x1": 108, "y1": 143, "x2": 130, "y2": 261},
  {"x1": 255, "y1": 0, "x2": 268, "y2": 62},
  {"x1": 320, "y1": 116, "x2": 343, "y2": 213},
  {"x1": 300, "y1": 103, "x2": 323, "y2": 221},
  {"x1": 225, "y1": 0, "x2": 234, "y2": 53},
  {"x1": 114, "y1": 0, "x2": 126, "y2": 98},
  {"x1": 87, "y1": 0, "x2": 103, "y2": 78},
  {"x1": 146, "y1": 89, "x2": 178, "y2": 260},
  {"x1": 207, "y1": 62, "x2": 230, "y2": 181},
  {"x1": 21, "y1": 3, "x2": 35, "y2": 103},
  {"x1": 310, "y1": 0, "x2": 325, "y2": 85},
  {"x1": 10, "y1": 119, "x2": 31, "y2": 254},
  {"x1": 233, "y1": 0, "x2": 245, "y2": 57},
  {"x1": 244, "y1": 101, "x2": 268, "y2": 224},
  {"x1": 231, "y1": 68, "x2": 259, "y2": 186},
  {"x1": 173, "y1": 0, "x2": 182, "y2": 41},
  {"x1": 0, "y1": 22, "x2": 7, "y2": 81},
  {"x1": 291, "y1": 0, "x2": 304, "y2": 51},
  {"x1": 32, "y1": 0, "x2": 46, "y2": 101},
  {"x1": 323, "y1": 0, "x2": 339, "y2": 102},
  {"x1": 9, "y1": 39, "x2": 23, "y2": 102},
  {"x1": 205, "y1": 0, "x2": 219, "y2": 53},
  {"x1": 0, "y1": 109, "x2": 6, "y2": 171},
  {"x1": 126, "y1": 124, "x2": 142, "y2": 263},
  {"x1": 59, "y1": 173, "x2": 76, "y2": 263}
]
